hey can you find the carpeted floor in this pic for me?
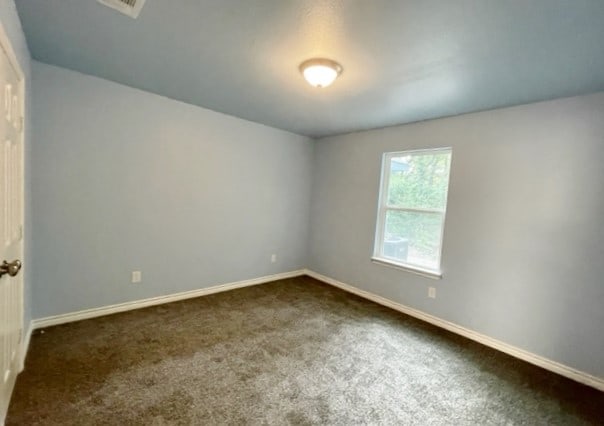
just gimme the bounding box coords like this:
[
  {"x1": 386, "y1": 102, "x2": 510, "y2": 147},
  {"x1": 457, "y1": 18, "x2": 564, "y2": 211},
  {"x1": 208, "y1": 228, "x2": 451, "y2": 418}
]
[{"x1": 7, "y1": 276, "x2": 604, "y2": 425}]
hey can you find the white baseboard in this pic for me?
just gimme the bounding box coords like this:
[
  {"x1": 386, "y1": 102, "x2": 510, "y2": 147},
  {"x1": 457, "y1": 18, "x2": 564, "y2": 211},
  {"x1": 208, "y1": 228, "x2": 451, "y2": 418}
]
[
  {"x1": 304, "y1": 269, "x2": 604, "y2": 392},
  {"x1": 32, "y1": 270, "x2": 305, "y2": 330}
]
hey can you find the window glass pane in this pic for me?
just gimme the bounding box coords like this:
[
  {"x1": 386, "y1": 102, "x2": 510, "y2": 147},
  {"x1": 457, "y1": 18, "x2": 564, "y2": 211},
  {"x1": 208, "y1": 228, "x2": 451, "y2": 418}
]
[
  {"x1": 383, "y1": 210, "x2": 443, "y2": 269},
  {"x1": 387, "y1": 151, "x2": 451, "y2": 210}
]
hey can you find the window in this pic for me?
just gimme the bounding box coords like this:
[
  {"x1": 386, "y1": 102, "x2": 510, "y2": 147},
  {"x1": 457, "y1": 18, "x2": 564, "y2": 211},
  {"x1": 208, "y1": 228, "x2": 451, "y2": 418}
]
[{"x1": 373, "y1": 148, "x2": 452, "y2": 277}]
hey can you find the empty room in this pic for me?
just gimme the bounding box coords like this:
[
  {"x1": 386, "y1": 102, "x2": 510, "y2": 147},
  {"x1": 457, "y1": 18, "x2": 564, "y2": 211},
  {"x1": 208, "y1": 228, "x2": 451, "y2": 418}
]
[{"x1": 1, "y1": 0, "x2": 603, "y2": 424}]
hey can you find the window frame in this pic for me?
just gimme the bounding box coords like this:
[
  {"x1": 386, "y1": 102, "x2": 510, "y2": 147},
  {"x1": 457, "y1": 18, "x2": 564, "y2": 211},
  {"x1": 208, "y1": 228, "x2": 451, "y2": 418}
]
[{"x1": 372, "y1": 148, "x2": 452, "y2": 279}]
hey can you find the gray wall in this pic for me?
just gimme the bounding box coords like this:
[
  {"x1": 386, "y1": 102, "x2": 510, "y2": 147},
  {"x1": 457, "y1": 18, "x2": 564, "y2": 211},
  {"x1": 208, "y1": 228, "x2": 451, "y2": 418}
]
[
  {"x1": 31, "y1": 61, "x2": 313, "y2": 318},
  {"x1": 0, "y1": 1, "x2": 32, "y2": 328},
  {"x1": 309, "y1": 92, "x2": 604, "y2": 378}
]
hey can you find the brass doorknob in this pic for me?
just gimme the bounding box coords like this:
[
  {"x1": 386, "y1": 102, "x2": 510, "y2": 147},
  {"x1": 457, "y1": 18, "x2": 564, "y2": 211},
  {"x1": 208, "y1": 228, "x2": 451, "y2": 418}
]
[{"x1": 0, "y1": 259, "x2": 22, "y2": 278}]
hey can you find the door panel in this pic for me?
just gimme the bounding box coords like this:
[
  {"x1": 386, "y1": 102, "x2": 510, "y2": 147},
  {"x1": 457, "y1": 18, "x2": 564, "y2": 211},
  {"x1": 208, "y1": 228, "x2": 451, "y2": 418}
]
[{"x1": 0, "y1": 28, "x2": 24, "y2": 422}]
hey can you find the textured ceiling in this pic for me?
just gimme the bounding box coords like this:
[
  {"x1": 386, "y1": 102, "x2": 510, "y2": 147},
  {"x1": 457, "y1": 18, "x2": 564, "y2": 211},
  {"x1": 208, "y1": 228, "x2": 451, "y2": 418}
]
[{"x1": 15, "y1": 0, "x2": 604, "y2": 137}]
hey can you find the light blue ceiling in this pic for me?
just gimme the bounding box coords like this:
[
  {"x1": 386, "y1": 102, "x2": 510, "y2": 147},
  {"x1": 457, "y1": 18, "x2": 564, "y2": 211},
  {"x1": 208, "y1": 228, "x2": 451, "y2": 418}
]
[{"x1": 15, "y1": 0, "x2": 604, "y2": 137}]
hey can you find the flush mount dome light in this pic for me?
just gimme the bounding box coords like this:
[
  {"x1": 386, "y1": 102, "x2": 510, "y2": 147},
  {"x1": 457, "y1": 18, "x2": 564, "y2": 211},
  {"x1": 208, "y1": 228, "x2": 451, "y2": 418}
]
[{"x1": 299, "y1": 58, "x2": 343, "y2": 88}]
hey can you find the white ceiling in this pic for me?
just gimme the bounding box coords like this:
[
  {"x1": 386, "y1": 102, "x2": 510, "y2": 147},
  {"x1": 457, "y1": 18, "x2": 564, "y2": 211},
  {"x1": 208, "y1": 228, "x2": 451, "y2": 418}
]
[{"x1": 15, "y1": 0, "x2": 604, "y2": 137}]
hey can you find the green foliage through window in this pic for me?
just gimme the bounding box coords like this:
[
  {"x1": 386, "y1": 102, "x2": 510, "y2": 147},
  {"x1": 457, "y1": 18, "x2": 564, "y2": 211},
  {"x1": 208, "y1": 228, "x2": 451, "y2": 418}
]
[{"x1": 387, "y1": 152, "x2": 450, "y2": 210}]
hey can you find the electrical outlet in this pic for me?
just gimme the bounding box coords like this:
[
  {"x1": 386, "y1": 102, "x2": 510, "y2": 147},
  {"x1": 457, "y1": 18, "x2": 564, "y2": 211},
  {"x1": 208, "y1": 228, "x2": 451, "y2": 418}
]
[
  {"x1": 271, "y1": 254, "x2": 277, "y2": 263},
  {"x1": 131, "y1": 270, "x2": 142, "y2": 283},
  {"x1": 428, "y1": 287, "x2": 436, "y2": 299}
]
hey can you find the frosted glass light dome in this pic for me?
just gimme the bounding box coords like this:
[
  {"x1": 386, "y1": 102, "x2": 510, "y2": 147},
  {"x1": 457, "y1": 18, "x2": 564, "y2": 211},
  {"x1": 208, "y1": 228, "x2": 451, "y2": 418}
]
[{"x1": 299, "y1": 58, "x2": 343, "y2": 88}]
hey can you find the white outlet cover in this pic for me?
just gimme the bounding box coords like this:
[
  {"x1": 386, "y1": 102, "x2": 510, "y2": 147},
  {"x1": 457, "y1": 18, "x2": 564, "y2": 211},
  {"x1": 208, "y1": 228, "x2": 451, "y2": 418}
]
[
  {"x1": 428, "y1": 287, "x2": 436, "y2": 298},
  {"x1": 132, "y1": 271, "x2": 142, "y2": 283}
]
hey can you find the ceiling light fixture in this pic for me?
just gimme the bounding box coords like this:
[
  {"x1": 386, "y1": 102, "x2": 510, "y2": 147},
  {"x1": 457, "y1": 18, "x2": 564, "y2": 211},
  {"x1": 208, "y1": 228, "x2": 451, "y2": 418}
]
[{"x1": 299, "y1": 58, "x2": 343, "y2": 88}]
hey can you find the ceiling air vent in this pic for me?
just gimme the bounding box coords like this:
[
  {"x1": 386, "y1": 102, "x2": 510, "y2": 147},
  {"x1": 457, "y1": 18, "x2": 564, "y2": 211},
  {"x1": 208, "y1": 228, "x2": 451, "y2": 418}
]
[{"x1": 97, "y1": 0, "x2": 146, "y2": 19}]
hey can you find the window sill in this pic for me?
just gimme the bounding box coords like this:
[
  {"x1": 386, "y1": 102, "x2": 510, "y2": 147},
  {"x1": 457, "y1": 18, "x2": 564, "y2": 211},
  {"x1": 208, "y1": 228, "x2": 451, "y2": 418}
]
[{"x1": 371, "y1": 257, "x2": 442, "y2": 280}]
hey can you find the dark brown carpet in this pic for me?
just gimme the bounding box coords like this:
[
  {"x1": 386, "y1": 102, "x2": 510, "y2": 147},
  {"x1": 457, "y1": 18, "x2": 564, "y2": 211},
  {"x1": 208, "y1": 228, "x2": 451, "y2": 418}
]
[{"x1": 7, "y1": 276, "x2": 604, "y2": 425}]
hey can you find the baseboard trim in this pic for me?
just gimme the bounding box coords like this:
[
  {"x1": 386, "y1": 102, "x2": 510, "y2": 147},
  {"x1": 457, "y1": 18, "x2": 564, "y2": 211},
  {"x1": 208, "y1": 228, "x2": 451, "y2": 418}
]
[
  {"x1": 32, "y1": 270, "x2": 305, "y2": 330},
  {"x1": 304, "y1": 269, "x2": 604, "y2": 392}
]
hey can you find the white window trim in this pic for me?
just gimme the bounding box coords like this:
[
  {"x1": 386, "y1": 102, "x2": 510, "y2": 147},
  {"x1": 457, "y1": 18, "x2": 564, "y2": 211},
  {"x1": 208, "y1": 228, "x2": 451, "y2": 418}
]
[
  {"x1": 370, "y1": 257, "x2": 443, "y2": 279},
  {"x1": 373, "y1": 147, "x2": 452, "y2": 279}
]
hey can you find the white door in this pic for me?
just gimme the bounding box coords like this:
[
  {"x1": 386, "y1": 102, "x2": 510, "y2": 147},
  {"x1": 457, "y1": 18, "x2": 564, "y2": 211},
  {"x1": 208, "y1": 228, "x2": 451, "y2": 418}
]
[{"x1": 0, "y1": 23, "x2": 24, "y2": 422}]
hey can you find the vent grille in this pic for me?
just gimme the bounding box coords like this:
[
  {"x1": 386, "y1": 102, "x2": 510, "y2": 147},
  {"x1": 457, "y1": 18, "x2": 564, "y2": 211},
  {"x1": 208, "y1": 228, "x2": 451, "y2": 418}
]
[{"x1": 97, "y1": 0, "x2": 146, "y2": 19}]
